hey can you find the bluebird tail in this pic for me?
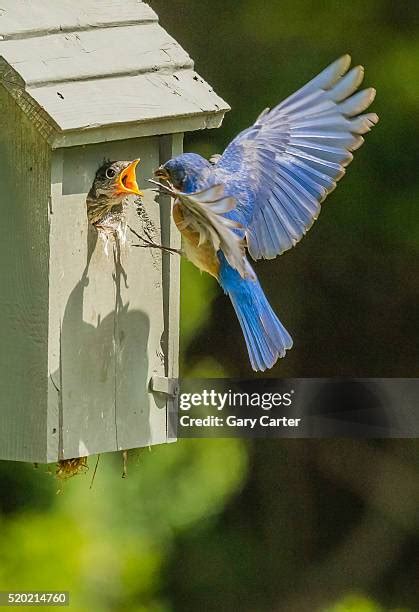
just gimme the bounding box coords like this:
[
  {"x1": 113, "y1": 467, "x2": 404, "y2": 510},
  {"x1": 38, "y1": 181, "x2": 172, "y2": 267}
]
[{"x1": 218, "y1": 254, "x2": 293, "y2": 371}]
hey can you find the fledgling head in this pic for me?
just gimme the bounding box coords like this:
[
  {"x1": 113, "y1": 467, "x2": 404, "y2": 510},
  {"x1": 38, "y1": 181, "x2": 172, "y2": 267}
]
[
  {"x1": 88, "y1": 159, "x2": 142, "y2": 204},
  {"x1": 86, "y1": 159, "x2": 142, "y2": 227},
  {"x1": 154, "y1": 153, "x2": 211, "y2": 192}
]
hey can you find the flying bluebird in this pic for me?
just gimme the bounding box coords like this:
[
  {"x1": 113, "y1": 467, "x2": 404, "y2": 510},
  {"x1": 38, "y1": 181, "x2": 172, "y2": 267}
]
[{"x1": 154, "y1": 56, "x2": 378, "y2": 371}]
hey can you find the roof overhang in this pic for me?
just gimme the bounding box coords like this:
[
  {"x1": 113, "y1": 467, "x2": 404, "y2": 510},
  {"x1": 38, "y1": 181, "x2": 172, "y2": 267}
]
[{"x1": 0, "y1": 0, "x2": 230, "y2": 148}]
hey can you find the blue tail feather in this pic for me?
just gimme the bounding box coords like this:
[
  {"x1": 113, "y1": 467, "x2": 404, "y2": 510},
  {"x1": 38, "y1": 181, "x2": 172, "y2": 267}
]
[{"x1": 218, "y1": 253, "x2": 293, "y2": 371}]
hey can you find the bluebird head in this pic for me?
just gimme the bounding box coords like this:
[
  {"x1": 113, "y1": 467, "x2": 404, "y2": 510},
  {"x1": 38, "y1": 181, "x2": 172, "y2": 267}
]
[{"x1": 154, "y1": 153, "x2": 211, "y2": 192}]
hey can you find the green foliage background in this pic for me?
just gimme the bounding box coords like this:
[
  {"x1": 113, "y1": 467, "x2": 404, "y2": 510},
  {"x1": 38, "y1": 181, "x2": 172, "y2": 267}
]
[{"x1": 1, "y1": 1, "x2": 418, "y2": 610}]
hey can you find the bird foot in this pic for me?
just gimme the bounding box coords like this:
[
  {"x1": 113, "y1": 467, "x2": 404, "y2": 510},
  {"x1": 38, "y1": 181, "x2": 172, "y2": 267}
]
[{"x1": 128, "y1": 225, "x2": 182, "y2": 256}]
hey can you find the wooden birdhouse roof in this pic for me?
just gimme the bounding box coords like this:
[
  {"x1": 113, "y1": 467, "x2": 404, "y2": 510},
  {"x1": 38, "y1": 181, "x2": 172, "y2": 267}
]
[{"x1": 0, "y1": 0, "x2": 230, "y2": 147}]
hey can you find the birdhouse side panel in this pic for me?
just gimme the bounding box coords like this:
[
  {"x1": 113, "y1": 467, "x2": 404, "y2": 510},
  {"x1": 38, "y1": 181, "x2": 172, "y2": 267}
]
[
  {"x1": 0, "y1": 87, "x2": 51, "y2": 462},
  {"x1": 48, "y1": 136, "x2": 171, "y2": 461},
  {"x1": 158, "y1": 134, "x2": 182, "y2": 439}
]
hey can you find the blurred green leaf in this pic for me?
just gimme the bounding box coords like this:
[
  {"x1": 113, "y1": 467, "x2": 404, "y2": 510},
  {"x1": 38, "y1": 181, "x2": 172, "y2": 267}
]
[{"x1": 325, "y1": 594, "x2": 384, "y2": 612}]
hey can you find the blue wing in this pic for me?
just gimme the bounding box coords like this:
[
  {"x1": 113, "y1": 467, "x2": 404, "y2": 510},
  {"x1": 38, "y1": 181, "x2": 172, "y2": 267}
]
[{"x1": 214, "y1": 55, "x2": 379, "y2": 260}]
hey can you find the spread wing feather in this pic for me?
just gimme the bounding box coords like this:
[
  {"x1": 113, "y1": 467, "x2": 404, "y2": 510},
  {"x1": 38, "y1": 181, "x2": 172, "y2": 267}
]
[{"x1": 214, "y1": 55, "x2": 379, "y2": 260}]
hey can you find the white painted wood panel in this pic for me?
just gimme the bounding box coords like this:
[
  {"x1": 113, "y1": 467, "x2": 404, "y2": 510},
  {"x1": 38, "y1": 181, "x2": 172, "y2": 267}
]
[
  {"x1": 159, "y1": 134, "x2": 182, "y2": 442},
  {"x1": 48, "y1": 137, "x2": 168, "y2": 460},
  {"x1": 0, "y1": 23, "x2": 192, "y2": 86},
  {"x1": 29, "y1": 69, "x2": 229, "y2": 132},
  {"x1": 0, "y1": 1, "x2": 156, "y2": 39},
  {"x1": 0, "y1": 1, "x2": 230, "y2": 143},
  {"x1": 51, "y1": 112, "x2": 226, "y2": 149},
  {"x1": 0, "y1": 88, "x2": 51, "y2": 462}
]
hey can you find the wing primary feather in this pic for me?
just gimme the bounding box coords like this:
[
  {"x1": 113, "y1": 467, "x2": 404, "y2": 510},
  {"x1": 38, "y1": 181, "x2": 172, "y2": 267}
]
[{"x1": 213, "y1": 56, "x2": 378, "y2": 261}]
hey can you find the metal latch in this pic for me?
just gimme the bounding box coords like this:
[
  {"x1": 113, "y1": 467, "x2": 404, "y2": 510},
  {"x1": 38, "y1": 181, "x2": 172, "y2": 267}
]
[{"x1": 150, "y1": 376, "x2": 179, "y2": 398}]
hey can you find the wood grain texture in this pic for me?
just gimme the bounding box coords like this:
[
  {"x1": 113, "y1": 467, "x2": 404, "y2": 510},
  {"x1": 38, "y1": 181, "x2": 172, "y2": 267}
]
[
  {"x1": 0, "y1": 87, "x2": 51, "y2": 462},
  {"x1": 0, "y1": 0, "x2": 225, "y2": 460},
  {"x1": 0, "y1": 23, "x2": 192, "y2": 86},
  {"x1": 159, "y1": 134, "x2": 182, "y2": 442},
  {"x1": 160, "y1": 134, "x2": 182, "y2": 380},
  {"x1": 48, "y1": 137, "x2": 169, "y2": 461},
  {"x1": 0, "y1": 1, "x2": 157, "y2": 39},
  {"x1": 29, "y1": 69, "x2": 229, "y2": 133},
  {"x1": 0, "y1": 123, "x2": 180, "y2": 462},
  {"x1": 51, "y1": 112, "x2": 226, "y2": 149},
  {"x1": 0, "y1": 2, "x2": 230, "y2": 142}
]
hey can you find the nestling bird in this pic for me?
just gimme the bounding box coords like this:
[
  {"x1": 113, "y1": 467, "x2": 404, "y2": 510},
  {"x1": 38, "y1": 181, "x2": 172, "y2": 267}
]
[
  {"x1": 154, "y1": 56, "x2": 379, "y2": 372},
  {"x1": 86, "y1": 159, "x2": 142, "y2": 245}
]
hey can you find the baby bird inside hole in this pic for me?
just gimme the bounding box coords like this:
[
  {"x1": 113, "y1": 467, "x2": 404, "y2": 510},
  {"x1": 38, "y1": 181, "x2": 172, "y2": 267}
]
[{"x1": 86, "y1": 159, "x2": 142, "y2": 251}]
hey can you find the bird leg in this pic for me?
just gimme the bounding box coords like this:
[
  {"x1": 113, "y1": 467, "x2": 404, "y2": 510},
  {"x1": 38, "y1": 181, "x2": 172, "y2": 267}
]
[
  {"x1": 148, "y1": 178, "x2": 176, "y2": 197},
  {"x1": 128, "y1": 225, "x2": 182, "y2": 256}
]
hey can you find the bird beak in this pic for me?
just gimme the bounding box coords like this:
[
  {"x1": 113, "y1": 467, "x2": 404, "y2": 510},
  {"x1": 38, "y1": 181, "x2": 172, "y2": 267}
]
[
  {"x1": 154, "y1": 166, "x2": 170, "y2": 181},
  {"x1": 117, "y1": 159, "x2": 142, "y2": 196}
]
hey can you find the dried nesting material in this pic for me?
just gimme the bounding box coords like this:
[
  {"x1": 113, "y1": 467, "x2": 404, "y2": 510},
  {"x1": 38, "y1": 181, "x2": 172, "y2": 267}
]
[{"x1": 56, "y1": 457, "x2": 88, "y2": 481}]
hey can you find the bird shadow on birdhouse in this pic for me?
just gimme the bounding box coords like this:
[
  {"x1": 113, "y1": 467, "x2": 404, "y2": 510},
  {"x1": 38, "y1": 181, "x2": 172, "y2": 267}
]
[{"x1": 50, "y1": 217, "x2": 153, "y2": 458}]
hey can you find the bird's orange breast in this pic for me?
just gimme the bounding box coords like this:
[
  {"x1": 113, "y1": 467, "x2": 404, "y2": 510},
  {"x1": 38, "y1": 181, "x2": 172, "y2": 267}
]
[{"x1": 173, "y1": 203, "x2": 220, "y2": 279}]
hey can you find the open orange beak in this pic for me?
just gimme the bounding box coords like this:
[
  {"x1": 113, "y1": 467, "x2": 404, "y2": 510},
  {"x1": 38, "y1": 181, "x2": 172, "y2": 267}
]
[{"x1": 117, "y1": 159, "x2": 142, "y2": 196}]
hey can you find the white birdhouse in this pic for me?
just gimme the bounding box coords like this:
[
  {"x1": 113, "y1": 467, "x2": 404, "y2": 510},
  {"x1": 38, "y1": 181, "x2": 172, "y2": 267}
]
[{"x1": 0, "y1": 0, "x2": 229, "y2": 463}]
